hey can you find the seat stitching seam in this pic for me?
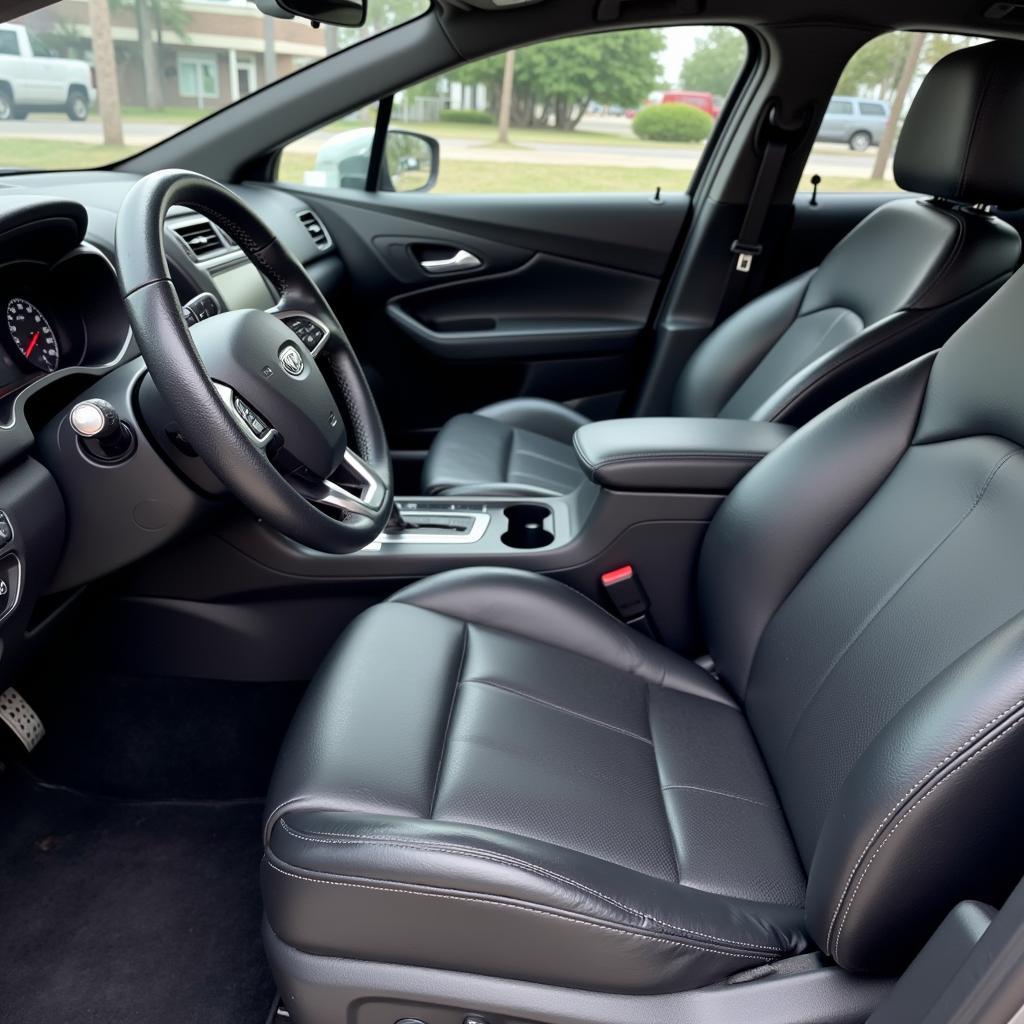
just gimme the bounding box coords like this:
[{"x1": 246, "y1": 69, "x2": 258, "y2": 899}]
[
  {"x1": 779, "y1": 447, "x2": 1021, "y2": 761},
  {"x1": 463, "y1": 677, "x2": 653, "y2": 745},
  {"x1": 832, "y1": 710, "x2": 1024, "y2": 960},
  {"x1": 263, "y1": 860, "x2": 773, "y2": 960},
  {"x1": 428, "y1": 623, "x2": 467, "y2": 819},
  {"x1": 276, "y1": 820, "x2": 786, "y2": 951},
  {"x1": 660, "y1": 784, "x2": 779, "y2": 809},
  {"x1": 648, "y1": 686, "x2": 683, "y2": 888},
  {"x1": 825, "y1": 693, "x2": 1024, "y2": 951}
]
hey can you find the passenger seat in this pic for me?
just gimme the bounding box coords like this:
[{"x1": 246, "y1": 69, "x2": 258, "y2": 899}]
[{"x1": 422, "y1": 41, "x2": 1024, "y2": 497}]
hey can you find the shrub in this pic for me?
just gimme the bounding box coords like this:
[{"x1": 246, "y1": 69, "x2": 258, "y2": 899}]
[
  {"x1": 440, "y1": 109, "x2": 496, "y2": 125},
  {"x1": 633, "y1": 103, "x2": 713, "y2": 143}
]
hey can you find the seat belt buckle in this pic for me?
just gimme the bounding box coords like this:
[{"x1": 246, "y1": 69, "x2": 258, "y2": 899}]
[
  {"x1": 730, "y1": 240, "x2": 763, "y2": 273},
  {"x1": 601, "y1": 565, "x2": 658, "y2": 639}
]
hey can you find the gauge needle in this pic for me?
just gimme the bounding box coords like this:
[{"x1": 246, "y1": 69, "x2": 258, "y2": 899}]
[{"x1": 25, "y1": 331, "x2": 39, "y2": 357}]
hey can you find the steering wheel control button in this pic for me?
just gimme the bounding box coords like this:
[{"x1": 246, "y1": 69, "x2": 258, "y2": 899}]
[
  {"x1": 282, "y1": 315, "x2": 328, "y2": 353},
  {"x1": 70, "y1": 400, "x2": 137, "y2": 464},
  {"x1": 0, "y1": 512, "x2": 13, "y2": 548},
  {"x1": 233, "y1": 396, "x2": 271, "y2": 440},
  {"x1": 182, "y1": 292, "x2": 221, "y2": 328},
  {"x1": 279, "y1": 345, "x2": 305, "y2": 377}
]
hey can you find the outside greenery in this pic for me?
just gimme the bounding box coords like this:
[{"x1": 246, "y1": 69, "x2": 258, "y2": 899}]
[{"x1": 0, "y1": 7, "x2": 977, "y2": 197}]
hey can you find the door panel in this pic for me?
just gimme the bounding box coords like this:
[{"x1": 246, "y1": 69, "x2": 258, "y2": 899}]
[{"x1": 286, "y1": 187, "x2": 689, "y2": 454}]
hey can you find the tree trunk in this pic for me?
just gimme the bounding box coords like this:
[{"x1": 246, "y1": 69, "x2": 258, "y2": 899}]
[
  {"x1": 569, "y1": 97, "x2": 590, "y2": 130},
  {"x1": 872, "y1": 33, "x2": 925, "y2": 181},
  {"x1": 262, "y1": 17, "x2": 276, "y2": 89},
  {"x1": 88, "y1": 0, "x2": 124, "y2": 146},
  {"x1": 135, "y1": 0, "x2": 162, "y2": 110},
  {"x1": 497, "y1": 49, "x2": 515, "y2": 145}
]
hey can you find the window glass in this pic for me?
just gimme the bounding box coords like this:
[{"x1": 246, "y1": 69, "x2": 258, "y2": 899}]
[
  {"x1": 278, "y1": 26, "x2": 747, "y2": 195},
  {"x1": 804, "y1": 32, "x2": 984, "y2": 193},
  {"x1": 0, "y1": 0, "x2": 429, "y2": 171}
]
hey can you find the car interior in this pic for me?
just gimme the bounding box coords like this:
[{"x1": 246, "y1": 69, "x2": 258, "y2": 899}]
[{"x1": 4, "y1": 1, "x2": 1024, "y2": 1023}]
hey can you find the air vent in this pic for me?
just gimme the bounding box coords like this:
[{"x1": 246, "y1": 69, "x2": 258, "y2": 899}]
[
  {"x1": 171, "y1": 218, "x2": 233, "y2": 261},
  {"x1": 297, "y1": 210, "x2": 331, "y2": 251}
]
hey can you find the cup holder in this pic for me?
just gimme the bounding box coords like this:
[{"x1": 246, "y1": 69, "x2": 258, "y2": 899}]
[{"x1": 501, "y1": 503, "x2": 554, "y2": 549}]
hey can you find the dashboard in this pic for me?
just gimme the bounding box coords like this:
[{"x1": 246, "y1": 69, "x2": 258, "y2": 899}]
[{"x1": 0, "y1": 169, "x2": 345, "y2": 682}]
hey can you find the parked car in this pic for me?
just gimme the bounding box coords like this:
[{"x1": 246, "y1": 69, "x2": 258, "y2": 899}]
[
  {"x1": 816, "y1": 94, "x2": 891, "y2": 150},
  {"x1": 0, "y1": 22, "x2": 95, "y2": 121},
  {"x1": 661, "y1": 89, "x2": 721, "y2": 118}
]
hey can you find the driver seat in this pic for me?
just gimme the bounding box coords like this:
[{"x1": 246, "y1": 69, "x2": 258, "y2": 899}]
[
  {"x1": 264, "y1": 266, "x2": 1024, "y2": 1014},
  {"x1": 262, "y1": 50, "x2": 1024, "y2": 1023}
]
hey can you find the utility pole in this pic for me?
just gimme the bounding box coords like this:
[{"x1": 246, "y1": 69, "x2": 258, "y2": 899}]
[
  {"x1": 88, "y1": 0, "x2": 124, "y2": 146},
  {"x1": 871, "y1": 33, "x2": 925, "y2": 181},
  {"x1": 497, "y1": 49, "x2": 516, "y2": 144},
  {"x1": 262, "y1": 16, "x2": 276, "y2": 88},
  {"x1": 136, "y1": 0, "x2": 162, "y2": 110}
]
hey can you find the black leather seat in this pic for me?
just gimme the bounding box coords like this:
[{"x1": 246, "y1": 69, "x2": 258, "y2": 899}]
[
  {"x1": 266, "y1": 251, "x2": 1024, "y2": 998},
  {"x1": 421, "y1": 42, "x2": 1024, "y2": 498},
  {"x1": 263, "y1": 40, "x2": 1024, "y2": 1011}
]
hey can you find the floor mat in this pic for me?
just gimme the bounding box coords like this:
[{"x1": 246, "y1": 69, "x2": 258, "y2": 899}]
[{"x1": 0, "y1": 772, "x2": 275, "y2": 1024}]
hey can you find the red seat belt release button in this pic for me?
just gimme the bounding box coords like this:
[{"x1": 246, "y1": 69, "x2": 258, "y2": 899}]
[{"x1": 601, "y1": 565, "x2": 649, "y2": 624}]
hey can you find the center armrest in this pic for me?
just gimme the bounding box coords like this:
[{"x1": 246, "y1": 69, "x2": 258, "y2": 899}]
[{"x1": 572, "y1": 417, "x2": 793, "y2": 493}]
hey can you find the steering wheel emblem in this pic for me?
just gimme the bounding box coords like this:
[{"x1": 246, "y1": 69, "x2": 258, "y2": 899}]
[{"x1": 280, "y1": 345, "x2": 305, "y2": 377}]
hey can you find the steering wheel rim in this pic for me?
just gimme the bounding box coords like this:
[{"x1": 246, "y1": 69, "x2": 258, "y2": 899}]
[{"x1": 115, "y1": 168, "x2": 393, "y2": 554}]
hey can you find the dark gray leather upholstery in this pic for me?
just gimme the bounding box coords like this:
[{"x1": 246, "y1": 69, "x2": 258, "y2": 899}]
[
  {"x1": 573, "y1": 417, "x2": 793, "y2": 493},
  {"x1": 421, "y1": 39, "x2": 1023, "y2": 498},
  {"x1": 266, "y1": 255, "x2": 1024, "y2": 995}
]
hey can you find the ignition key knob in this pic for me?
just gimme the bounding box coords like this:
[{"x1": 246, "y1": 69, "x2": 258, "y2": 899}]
[{"x1": 70, "y1": 399, "x2": 135, "y2": 462}]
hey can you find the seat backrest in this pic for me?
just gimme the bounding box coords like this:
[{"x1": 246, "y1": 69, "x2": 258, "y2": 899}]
[
  {"x1": 697, "y1": 50, "x2": 1024, "y2": 970},
  {"x1": 672, "y1": 40, "x2": 1024, "y2": 427}
]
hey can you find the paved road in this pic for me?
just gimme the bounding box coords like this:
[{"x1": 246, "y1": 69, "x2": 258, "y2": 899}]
[{"x1": 1, "y1": 114, "x2": 883, "y2": 177}]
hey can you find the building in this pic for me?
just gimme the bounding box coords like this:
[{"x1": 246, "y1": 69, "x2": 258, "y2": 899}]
[{"x1": 22, "y1": 0, "x2": 332, "y2": 110}]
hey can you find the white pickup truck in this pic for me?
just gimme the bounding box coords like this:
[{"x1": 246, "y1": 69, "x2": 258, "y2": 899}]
[{"x1": 0, "y1": 22, "x2": 95, "y2": 121}]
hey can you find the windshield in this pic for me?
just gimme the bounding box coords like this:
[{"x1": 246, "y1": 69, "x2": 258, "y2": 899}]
[{"x1": 0, "y1": 0, "x2": 429, "y2": 171}]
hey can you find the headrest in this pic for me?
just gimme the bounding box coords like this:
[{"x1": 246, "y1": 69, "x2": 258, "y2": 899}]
[{"x1": 894, "y1": 40, "x2": 1024, "y2": 207}]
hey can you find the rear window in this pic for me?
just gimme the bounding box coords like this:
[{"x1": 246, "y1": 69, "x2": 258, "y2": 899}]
[{"x1": 858, "y1": 101, "x2": 887, "y2": 117}]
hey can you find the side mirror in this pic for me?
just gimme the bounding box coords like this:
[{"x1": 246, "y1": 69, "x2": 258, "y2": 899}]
[{"x1": 380, "y1": 130, "x2": 439, "y2": 194}]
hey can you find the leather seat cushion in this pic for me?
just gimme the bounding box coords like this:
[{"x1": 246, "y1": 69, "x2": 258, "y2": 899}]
[
  {"x1": 263, "y1": 569, "x2": 809, "y2": 994},
  {"x1": 423, "y1": 399, "x2": 589, "y2": 496}
]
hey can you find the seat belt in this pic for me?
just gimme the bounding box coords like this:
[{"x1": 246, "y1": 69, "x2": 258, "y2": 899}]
[{"x1": 720, "y1": 103, "x2": 802, "y2": 319}]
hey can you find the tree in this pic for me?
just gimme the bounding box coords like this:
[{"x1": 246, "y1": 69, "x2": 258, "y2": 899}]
[
  {"x1": 87, "y1": 0, "x2": 123, "y2": 145},
  {"x1": 497, "y1": 50, "x2": 515, "y2": 144},
  {"x1": 871, "y1": 32, "x2": 924, "y2": 180},
  {"x1": 679, "y1": 27, "x2": 745, "y2": 97},
  {"x1": 109, "y1": 0, "x2": 191, "y2": 108}
]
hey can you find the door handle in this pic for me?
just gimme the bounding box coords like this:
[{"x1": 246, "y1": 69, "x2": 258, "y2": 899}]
[{"x1": 419, "y1": 249, "x2": 482, "y2": 274}]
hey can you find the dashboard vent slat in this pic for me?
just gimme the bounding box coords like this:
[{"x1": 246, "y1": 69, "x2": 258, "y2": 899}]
[
  {"x1": 171, "y1": 219, "x2": 235, "y2": 261},
  {"x1": 298, "y1": 210, "x2": 331, "y2": 252}
]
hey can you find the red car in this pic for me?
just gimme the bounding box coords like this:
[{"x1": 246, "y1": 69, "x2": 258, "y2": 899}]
[{"x1": 661, "y1": 88, "x2": 721, "y2": 118}]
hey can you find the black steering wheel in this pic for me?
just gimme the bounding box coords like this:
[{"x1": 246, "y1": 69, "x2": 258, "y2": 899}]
[{"x1": 115, "y1": 169, "x2": 393, "y2": 554}]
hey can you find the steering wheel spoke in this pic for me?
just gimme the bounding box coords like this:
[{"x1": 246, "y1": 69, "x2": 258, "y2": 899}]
[
  {"x1": 291, "y1": 448, "x2": 387, "y2": 519},
  {"x1": 271, "y1": 309, "x2": 332, "y2": 358}
]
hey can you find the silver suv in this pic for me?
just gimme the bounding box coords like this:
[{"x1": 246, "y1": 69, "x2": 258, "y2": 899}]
[{"x1": 817, "y1": 95, "x2": 891, "y2": 150}]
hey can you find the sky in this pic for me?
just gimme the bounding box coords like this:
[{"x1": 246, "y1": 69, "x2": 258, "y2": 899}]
[{"x1": 661, "y1": 26, "x2": 703, "y2": 83}]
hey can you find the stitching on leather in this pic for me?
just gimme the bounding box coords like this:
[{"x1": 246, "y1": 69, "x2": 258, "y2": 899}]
[
  {"x1": 825, "y1": 693, "x2": 1024, "y2": 952},
  {"x1": 661, "y1": 784, "x2": 779, "y2": 809},
  {"x1": 276, "y1": 820, "x2": 787, "y2": 952},
  {"x1": 907, "y1": 206, "x2": 966, "y2": 310},
  {"x1": 779, "y1": 447, "x2": 1022, "y2": 762},
  {"x1": 957, "y1": 60, "x2": 996, "y2": 199},
  {"x1": 264, "y1": 859, "x2": 773, "y2": 960},
  {"x1": 187, "y1": 202, "x2": 287, "y2": 295},
  {"x1": 428, "y1": 623, "x2": 467, "y2": 819},
  {"x1": 465, "y1": 677, "x2": 653, "y2": 745},
  {"x1": 832, "y1": 708, "x2": 1024, "y2": 959}
]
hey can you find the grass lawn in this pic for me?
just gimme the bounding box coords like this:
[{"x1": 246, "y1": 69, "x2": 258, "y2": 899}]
[
  {"x1": 279, "y1": 151, "x2": 689, "y2": 193},
  {"x1": 0, "y1": 138, "x2": 137, "y2": 171}
]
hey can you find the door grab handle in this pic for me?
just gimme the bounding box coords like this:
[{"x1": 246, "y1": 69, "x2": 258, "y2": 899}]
[{"x1": 419, "y1": 249, "x2": 482, "y2": 274}]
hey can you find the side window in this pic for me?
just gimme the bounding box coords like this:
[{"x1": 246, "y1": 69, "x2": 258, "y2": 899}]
[
  {"x1": 0, "y1": 30, "x2": 19, "y2": 57},
  {"x1": 804, "y1": 32, "x2": 982, "y2": 193},
  {"x1": 278, "y1": 26, "x2": 747, "y2": 195}
]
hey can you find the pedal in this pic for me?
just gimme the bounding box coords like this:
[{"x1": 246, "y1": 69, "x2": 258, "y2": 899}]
[{"x1": 0, "y1": 687, "x2": 44, "y2": 751}]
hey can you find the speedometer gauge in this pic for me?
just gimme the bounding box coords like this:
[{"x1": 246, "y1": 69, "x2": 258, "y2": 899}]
[{"x1": 6, "y1": 299, "x2": 59, "y2": 373}]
